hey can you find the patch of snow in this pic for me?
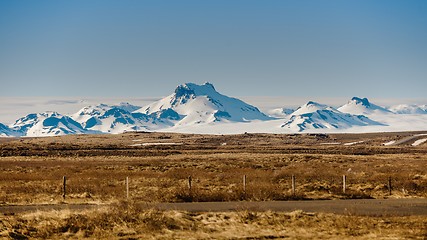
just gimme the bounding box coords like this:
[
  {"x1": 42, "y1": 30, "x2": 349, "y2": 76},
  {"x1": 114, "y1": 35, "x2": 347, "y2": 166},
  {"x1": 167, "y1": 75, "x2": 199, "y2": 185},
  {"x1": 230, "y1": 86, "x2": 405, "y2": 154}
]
[
  {"x1": 383, "y1": 141, "x2": 396, "y2": 146},
  {"x1": 344, "y1": 141, "x2": 365, "y2": 146},
  {"x1": 129, "y1": 142, "x2": 183, "y2": 147},
  {"x1": 412, "y1": 138, "x2": 427, "y2": 146}
]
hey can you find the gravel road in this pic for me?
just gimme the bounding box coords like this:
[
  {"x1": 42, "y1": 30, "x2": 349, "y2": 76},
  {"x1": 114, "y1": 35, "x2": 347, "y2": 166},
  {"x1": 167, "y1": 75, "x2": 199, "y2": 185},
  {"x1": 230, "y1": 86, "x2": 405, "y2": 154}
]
[{"x1": 1, "y1": 199, "x2": 426, "y2": 216}]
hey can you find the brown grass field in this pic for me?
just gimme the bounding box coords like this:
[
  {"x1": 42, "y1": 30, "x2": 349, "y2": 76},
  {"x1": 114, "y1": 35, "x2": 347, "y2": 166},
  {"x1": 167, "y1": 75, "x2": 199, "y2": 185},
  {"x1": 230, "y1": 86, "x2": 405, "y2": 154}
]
[{"x1": 1, "y1": 131, "x2": 427, "y2": 239}]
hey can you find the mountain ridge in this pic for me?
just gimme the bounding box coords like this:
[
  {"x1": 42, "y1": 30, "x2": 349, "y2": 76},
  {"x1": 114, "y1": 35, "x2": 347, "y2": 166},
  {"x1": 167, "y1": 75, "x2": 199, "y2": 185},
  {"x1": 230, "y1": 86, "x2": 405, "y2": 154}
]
[
  {"x1": 0, "y1": 83, "x2": 426, "y2": 137},
  {"x1": 281, "y1": 101, "x2": 383, "y2": 132},
  {"x1": 11, "y1": 111, "x2": 92, "y2": 137}
]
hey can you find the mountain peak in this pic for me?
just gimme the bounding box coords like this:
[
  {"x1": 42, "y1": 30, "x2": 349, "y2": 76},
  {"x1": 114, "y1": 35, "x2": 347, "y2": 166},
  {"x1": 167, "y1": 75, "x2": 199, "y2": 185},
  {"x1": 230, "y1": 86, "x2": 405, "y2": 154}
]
[
  {"x1": 174, "y1": 82, "x2": 217, "y2": 98},
  {"x1": 292, "y1": 101, "x2": 333, "y2": 116},
  {"x1": 305, "y1": 101, "x2": 324, "y2": 107},
  {"x1": 339, "y1": 97, "x2": 391, "y2": 115},
  {"x1": 182, "y1": 82, "x2": 215, "y2": 89},
  {"x1": 138, "y1": 82, "x2": 270, "y2": 124},
  {"x1": 351, "y1": 97, "x2": 371, "y2": 107}
]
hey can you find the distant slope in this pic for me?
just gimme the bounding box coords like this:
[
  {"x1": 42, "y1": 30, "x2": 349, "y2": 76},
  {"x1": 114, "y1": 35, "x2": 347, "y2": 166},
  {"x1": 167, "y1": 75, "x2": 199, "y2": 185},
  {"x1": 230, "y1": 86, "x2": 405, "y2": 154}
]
[
  {"x1": 135, "y1": 82, "x2": 271, "y2": 126},
  {"x1": 388, "y1": 104, "x2": 427, "y2": 114},
  {"x1": 338, "y1": 97, "x2": 392, "y2": 115},
  {"x1": 71, "y1": 104, "x2": 168, "y2": 134},
  {"x1": 281, "y1": 101, "x2": 383, "y2": 132},
  {"x1": 11, "y1": 112, "x2": 92, "y2": 137},
  {"x1": 0, "y1": 123, "x2": 22, "y2": 137}
]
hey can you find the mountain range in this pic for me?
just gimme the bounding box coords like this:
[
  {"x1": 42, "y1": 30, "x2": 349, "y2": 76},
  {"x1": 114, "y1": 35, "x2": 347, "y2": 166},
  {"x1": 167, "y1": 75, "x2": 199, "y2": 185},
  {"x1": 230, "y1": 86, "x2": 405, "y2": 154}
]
[
  {"x1": 281, "y1": 101, "x2": 384, "y2": 132},
  {"x1": 388, "y1": 104, "x2": 427, "y2": 114},
  {"x1": 1, "y1": 82, "x2": 426, "y2": 137},
  {"x1": 70, "y1": 103, "x2": 166, "y2": 134}
]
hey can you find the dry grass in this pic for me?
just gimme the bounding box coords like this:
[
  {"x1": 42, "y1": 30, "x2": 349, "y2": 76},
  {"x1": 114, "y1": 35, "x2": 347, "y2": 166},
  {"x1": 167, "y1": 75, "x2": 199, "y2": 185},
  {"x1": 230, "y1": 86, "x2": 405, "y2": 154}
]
[
  {"x1": 1, "y1": 132, "x2": 427, "y2": 205},
  {"x1": 1, "y1": 132, "x2": 427, "y2": 239},
  {"x1": 1, "y1": 201, "x2": 426, "y2": 239},
  {"x1": 0, "y1": 153, "x2": 425, "y2": 204}
]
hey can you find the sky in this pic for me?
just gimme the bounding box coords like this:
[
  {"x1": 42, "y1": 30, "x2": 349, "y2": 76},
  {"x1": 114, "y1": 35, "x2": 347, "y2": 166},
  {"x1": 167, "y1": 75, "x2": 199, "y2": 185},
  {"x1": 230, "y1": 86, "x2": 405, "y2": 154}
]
[{"x1": 0, "y1": 0, "x2": 426, "y2": 99}]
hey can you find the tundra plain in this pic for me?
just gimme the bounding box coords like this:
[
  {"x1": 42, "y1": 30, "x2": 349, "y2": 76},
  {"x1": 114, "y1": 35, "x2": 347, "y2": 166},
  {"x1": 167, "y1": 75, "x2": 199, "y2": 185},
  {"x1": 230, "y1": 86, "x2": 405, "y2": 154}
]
[{"x1": 1, "y1": 131, "x2": 426, "y2": 239}]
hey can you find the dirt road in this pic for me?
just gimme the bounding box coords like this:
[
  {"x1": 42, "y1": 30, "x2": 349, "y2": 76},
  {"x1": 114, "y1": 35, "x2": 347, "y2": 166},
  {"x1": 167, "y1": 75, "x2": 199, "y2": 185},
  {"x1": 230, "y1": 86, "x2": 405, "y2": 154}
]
[{"x1": 1, "y1": 199, "x2": 426, "y2": 216}]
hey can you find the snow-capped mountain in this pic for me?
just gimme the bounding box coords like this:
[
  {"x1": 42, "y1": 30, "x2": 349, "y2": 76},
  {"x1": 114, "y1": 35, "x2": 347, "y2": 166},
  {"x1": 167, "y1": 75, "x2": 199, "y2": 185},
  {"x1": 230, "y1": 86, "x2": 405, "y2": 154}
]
[
  {"x1": 71, "y1": 104, "x2": 167, "y2": 134},
  {"x1": 2, "y1": 83, "x2": 427, "y2": 137},
  {"x1": 388, "y1": 104, "x2": 427, "y2": 114},
  {"x1": 11, "y1": 112, "x2": 90, "y2": 137},
  {"x1": 338, "y1": 97, "x2": 392, "y2": 115},
  {"x1": 291, "y1": 101, "x2": 336, "y2": 116},
  {"x1": 135, "y1": 82, "x2": 271, "y2": 126},
  {"x1": 281, "y1": 101, "x2": 383, "y2": 132},
  {"x1": 0, "y1": 123, "x2": 22, "y2": 137}
]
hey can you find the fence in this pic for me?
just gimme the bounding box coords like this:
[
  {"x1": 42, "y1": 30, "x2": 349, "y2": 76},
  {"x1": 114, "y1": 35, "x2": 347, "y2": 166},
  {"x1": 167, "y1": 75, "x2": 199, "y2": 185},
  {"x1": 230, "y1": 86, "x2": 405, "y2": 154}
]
[{"x1": 59, "y1": 174, "x2": 395, "y2": 201}]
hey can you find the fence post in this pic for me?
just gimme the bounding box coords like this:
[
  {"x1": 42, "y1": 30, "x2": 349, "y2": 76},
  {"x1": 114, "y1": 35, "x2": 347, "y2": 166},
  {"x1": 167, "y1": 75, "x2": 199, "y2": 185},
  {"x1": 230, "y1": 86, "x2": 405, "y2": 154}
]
[
  {"x1": 388, "y1": 177, "x2": 392, "y2": 195},
  {"x1": 126, "y1": 177, "x2": 129, "y2": 199},
  {"x1": 243, "y1": 175, "x2": 247, "y2": 196},
  {"x1": 188, "y1": 176, "x2": 192, "y2": 193},
  {"x1": 343, "y1": 175, "x2": 347, "y2": 194},
  {"x1": 291, "y1": 175, "x2": 296, "y2": 196},
  {"x1": 62, "y1": 176, "x2": 66, "y2": 200}
]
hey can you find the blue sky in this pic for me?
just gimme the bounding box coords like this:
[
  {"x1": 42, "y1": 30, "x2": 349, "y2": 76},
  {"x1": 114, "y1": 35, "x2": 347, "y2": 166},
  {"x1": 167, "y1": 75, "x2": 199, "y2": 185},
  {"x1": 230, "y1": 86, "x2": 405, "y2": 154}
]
[{"x1": 1, "y1": 0, "x2": 426, "y2": 98}]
